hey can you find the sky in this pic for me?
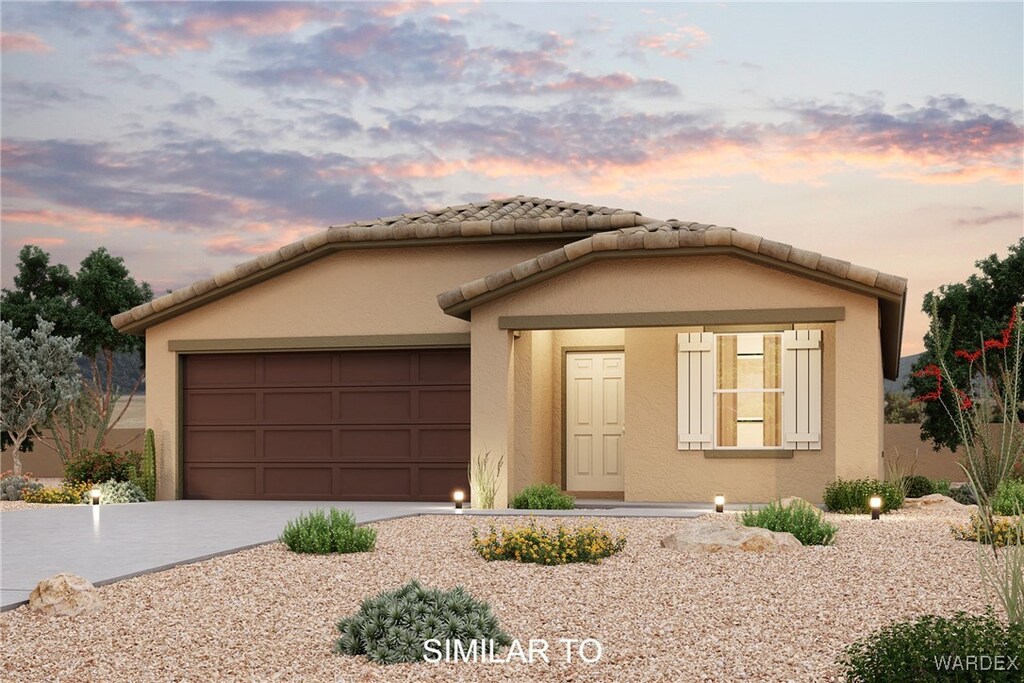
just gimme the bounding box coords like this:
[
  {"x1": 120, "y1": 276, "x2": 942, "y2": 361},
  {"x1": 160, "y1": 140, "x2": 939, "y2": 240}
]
[{"x1": 1, "y1": 1, "x2": 1022, "y2": 355}]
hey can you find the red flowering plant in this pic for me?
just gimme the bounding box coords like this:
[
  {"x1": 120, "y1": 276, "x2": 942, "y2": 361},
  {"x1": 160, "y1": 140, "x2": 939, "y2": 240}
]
[
  {"x1": 916, "y1": 303, "x2": 1024, "y2": 626},
  {"x1": 912, "y1": 303, "x2": 1022, "y2": 507}
]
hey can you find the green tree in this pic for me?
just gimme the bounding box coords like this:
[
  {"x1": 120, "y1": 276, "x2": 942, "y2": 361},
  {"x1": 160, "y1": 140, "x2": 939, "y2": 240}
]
[
  {"x1": 1, "y1": 318, "x2": 81, "y2": 475},
  {"x1": 0, "y1": 246, "x2": 152, "y2": 455},
  {"x1": 907, "y1": 238, "x2": 1024, "y2": 451},
  {"x1": 883, "y1": 390, "x2": 924, "y2": 424}
]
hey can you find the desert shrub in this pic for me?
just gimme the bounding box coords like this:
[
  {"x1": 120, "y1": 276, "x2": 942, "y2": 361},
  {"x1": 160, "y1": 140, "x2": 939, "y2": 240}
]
[
  {"x1": 950, "y1": 483, "x2": 977, "y2": 505},
  {"x1": 740, "y1": 500, "x2": 837, "y2": 546},
  {"x1": 335, "y1": 580, "x2": 512, "y2": 664},
  {"x1": 902, "y1": 475, "x2": 935, "y2": 498},
  {"x1": 472, "y1": 519, "x2": 626, "y2": 565},
  {"x1": 932, "y1": 479, "x2": 952, "y2": 496},
  {"x1": 22, "y1": 481, "x2": 92, "y2": 504},
  {"x1": 280, "y1": 508, "x2": 376, "y2": 554},
  {"x1": 509, "y1": 483, "x2": 575, "y2": 510},
  {"x1": 64, "y1": 448, "x2": 141, "y2": 484},
  {"x1": 0, "y1": 472, "x2": 43, "y2": 501},
  {"x1": 838, "y1": 610, "x2": 1024, "y2": 682},
  {"x1": 951, "y1": 513, "x2": 1022, "y2": 547},
  {"x1": 993, "y1": 479, "x2": 1024, "y2": 516},
  {"x1": 88, "y1": 479, "x2": 148, "y2": 504},
  {"x1": 823, "y1": 478, "x2": 904, "y2": 514}
]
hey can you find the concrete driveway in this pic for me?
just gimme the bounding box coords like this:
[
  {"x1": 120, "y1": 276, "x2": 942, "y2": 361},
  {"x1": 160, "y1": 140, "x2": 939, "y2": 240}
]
[
  {"x1": 0, "y1": 500, "x2": 449, "y2": 609},
  {"x1": 1, "y1": 499, "x2": 716, "y2": 610}
]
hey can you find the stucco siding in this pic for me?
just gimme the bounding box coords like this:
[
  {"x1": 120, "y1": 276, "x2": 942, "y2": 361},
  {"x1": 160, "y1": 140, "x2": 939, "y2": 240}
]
[
  {"x1": 146, "y1": 243, "x2": 564, "y2": 500},
  {"x1": 470, "y1": 254, "x2": 884, "y2": 505}
]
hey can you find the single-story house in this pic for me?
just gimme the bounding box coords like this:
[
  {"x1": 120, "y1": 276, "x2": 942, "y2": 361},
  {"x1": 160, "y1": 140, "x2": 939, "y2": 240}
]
[{"x1": 112, "y1": 196, "x2": 906, "y2": 506}]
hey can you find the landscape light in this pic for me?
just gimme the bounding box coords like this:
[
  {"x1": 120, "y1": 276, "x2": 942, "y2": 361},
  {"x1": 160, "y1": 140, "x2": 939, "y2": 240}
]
[
  {"x1": 869, "y1": 496, "x2": 882, "y2": 521},
  {"x1": 714, "y1": 494, "x2": 725, "y2": 513},
  {"x1": 453, "y1": 490, "x2": 465, "y2": 510},
  {"x1": 90, "y1": 488, "x2": 101, "y2": 506}
]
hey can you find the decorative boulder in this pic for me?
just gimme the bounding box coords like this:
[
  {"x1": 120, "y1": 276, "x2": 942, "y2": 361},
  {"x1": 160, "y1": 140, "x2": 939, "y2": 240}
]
[
  {"x1": 28, "y1": 573, "x2": 103, "y2": 616},
  {"x1": 661, "y1": 516, "x2": 802, "y2": 552},
  {"x1": 903, "y1": 494, "x2": 970, "y2": 510}
]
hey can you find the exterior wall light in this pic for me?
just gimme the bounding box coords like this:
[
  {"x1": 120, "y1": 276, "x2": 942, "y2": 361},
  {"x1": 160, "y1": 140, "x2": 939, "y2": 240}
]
[
  {"x1": 869, "y1": 496, "x2": 882, "y2": 521},
  {"x1": 90, "y1": 488, "x2": 101, "y2": 506},
  {"x1": 714, "y1": 494, "x2": 725, "y2": 513},
  {"x1": 453, "y1": 490, "x2": 465, "y2": 510}
]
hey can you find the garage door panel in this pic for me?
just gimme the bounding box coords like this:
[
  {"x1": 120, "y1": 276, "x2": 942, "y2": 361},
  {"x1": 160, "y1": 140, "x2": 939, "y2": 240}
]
[
  {"x1": 339, "y1": 351, "x2": 413, "y2": 384},
  {"x1": 263, "y1": 391, "x2": 334, "y2": 423},
  {"x1": 187, "y1": 430, "x2": 257, "y2": 462},
  {"x1": 263, "y1": 354, "x2": 333, "y2": 385},
  {"x1": 419, "y1": 466, "x2": 470, "y2": 500},
  {"x1": 419, "y1": 428, "x2": 470, "y2": 460},
  {"x1": 263, "y1": 466, "x2": 333, "y2": 496},
  {"x1": 184, "y1": 349, "x2": 469, "y2": 501},
  {"x1": 264, "y1": 430, "x2": 334, "y2": 461},
  {"x1": 340, "y1": 390, "x2": 412, "y2": 420},
  {"x1": 419, "y1": 388, "x2": 470, "y2": 422},
  {"x1": 186, "y1": 466, "x2": 256, "y2": 499},
  {"x1": 185, "y1": 355, "x2": 258, "y2": 387},
  {"x1": 338, "y1": 429, "x2": 411, "y2": 460},
  {"x1": 419, "y1": 350, "x2": 472, "y2": 384},
  {"x1": 187, "y1": 393, "x2": 258, "y2": 424},
  {"x1": 337, "y1": 466, "x2": 412, "y2": 497}
]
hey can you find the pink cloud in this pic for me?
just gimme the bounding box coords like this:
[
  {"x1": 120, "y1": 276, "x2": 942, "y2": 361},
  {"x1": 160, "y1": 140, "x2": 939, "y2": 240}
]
[
  {"x1": 1, "y1": 32, "x2": 53, "y2": 53},
  {"x1": 14, "y1": 236, "x2": 66, "y2": 247},
  {"x1": 636, "y1": 25, "x2": 708, "y2": 59}
]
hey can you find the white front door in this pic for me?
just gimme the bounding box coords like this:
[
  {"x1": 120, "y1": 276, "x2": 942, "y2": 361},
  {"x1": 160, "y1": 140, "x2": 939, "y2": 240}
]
[{"x1": 566, "y1": 352, "x2": 625, "y2": 492}]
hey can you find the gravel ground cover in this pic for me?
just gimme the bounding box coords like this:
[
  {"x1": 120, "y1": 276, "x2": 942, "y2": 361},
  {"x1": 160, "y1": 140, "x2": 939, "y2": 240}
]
[{"x1": 0, "y1": 507, "x2": 987, "y2": 682}]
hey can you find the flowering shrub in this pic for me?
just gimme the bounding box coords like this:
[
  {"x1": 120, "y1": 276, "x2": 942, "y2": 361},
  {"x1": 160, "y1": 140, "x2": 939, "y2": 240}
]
[
  {"x1": 64, "y1": 448, "x2": 142, "y2": 484},
  {"x1": 951, "y1": 513, "x2": 1022, "y2": 548},
  {"x1": 471, "y1": 519, "x2": 626, "y2": 565},
  {"x1": 22, "y1": 481, "x2": 92, "y2": 504}
]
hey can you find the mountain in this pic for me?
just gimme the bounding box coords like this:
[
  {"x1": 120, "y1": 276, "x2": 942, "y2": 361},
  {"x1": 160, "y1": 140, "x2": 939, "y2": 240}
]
[
  {"x1": 76, "y1": 351, "x2": 146, "y2": 395},
  {"x1": 884, "y1": 353, "x2": 923, "y2": 393}
]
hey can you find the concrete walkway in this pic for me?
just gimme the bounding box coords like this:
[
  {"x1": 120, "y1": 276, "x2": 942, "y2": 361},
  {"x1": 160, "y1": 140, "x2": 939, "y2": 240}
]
[{"x1": 1, "y1": 500, "x2": 718, "y2": 610}]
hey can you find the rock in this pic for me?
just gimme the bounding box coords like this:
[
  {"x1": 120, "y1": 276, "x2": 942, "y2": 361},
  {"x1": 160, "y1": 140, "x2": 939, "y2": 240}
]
[
  {"x1": 903, "y1": 494, "x2": 968, "y2": 509},
  {"x1": 779, "y1": 497, "x2": 823, "y2": 517},
  {"x1": 661, "y1": 516, "x2": 803, "y2": 552},
  {"x1": 28, "y1": 573, "x2": 103, "y2": 617}
]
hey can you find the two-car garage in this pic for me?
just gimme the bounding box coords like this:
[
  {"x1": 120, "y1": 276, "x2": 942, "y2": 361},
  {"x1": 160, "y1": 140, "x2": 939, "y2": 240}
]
[{"x1": 182, "y1": 348, "x2": 471, "y2": 501}]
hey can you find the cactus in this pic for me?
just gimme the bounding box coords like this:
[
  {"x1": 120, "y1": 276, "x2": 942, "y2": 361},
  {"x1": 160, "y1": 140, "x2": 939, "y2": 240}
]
[{"x1": 140, "y1": 428, "x2": 157, "y2": 501}]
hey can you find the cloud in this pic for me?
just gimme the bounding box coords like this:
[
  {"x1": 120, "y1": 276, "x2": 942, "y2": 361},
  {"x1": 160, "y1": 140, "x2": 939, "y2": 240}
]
[
  {"x1": 1, "y1": 32, "x2": 52, "y2": 53},
  {"x1": 486, "y1": 72, "x2": 680, "y2": 98},
  {"x1": 954, "y1": 211, "x2": 1023, "y2": 227},
  {"x1": 1, "y1": 79, "x2": 107, "y2": 113},
  {"x1": 168, "y1": 93, "x2": 217, "y2": 117},
  {"x1": 633, "y1": 25, "x2": 709, "y2": 59}
]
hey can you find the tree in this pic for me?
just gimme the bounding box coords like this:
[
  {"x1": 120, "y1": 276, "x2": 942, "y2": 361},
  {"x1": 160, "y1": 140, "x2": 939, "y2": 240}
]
[
  {"x1": 907, "y1": 238, "x2": 1024, "y2": 451},
  {"x1": 0, "y1": 246, "x2": 152, "y2": 456},
  {"x1": 0, "y1": 318, "x2": 81, "y2": 475},
  {"x1": 884, "y1": 390, "x2": 924, "y2": 424}
]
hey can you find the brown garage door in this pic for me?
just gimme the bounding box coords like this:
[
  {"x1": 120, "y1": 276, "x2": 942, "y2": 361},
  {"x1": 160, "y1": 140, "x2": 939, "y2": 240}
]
[{"x1": 182, "y1": 348, "x2": 470, "y2": 501}]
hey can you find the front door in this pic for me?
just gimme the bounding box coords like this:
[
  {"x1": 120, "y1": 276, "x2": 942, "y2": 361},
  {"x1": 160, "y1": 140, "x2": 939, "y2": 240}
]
[{"x1": 566, "y1": 352, "x2": 625, "y2": 492}]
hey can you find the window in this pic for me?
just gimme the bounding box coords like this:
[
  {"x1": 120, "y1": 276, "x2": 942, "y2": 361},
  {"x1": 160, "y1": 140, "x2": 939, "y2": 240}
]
[
  {"x1": 714, "y1": 333, "x2": 782, "y2": 448},
  {"x1": 677, "y1": 330, "x2": 822, "y2": 452}
]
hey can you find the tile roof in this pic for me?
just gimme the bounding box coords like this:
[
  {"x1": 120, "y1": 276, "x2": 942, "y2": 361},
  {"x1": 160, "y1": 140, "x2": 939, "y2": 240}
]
[
  {"x1": 437, "y1": 220, "x2": 909, "y2": 313},
  {"x1": 111, "y1": 196, "x2": 644, "y2": 332}
]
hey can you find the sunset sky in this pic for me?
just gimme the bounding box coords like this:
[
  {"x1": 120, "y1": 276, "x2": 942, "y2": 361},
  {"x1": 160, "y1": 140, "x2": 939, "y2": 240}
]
[{"x1": 2, "y1": 1, "x2": 1021, "y2": 355}]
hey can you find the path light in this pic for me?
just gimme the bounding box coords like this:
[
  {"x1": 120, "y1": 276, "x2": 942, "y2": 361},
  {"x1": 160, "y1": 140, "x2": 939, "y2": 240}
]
[
  {"x1": 714, "y1": 494, "x2": 725, "y2": 514},
  {"x1": 90, "y1": 488, "x2": 101, "y2": 506},
  {"x1": 869, "y1": 496, "x2": 882, "y2": 521},
  {"x1": 453, "y1": 489, "x2": 465, "y2": 510}
]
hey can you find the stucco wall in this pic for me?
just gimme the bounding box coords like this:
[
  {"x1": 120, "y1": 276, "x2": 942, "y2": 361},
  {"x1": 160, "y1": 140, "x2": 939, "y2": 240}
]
[
  {"x1": 470, "y1": 255, "x2": 884, "y2": 505},
  {"x1": 144, "y1": 243, "x2": 565, "y2": 500}
]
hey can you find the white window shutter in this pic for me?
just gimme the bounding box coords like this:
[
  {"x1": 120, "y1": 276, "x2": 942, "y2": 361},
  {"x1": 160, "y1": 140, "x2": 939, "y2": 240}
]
[
  {"x1": 782, "y1": 329, "x2": 822, "y2": 450},
  {"x1": 677, "y1": 332, "x2": 714, "y2": 450}
]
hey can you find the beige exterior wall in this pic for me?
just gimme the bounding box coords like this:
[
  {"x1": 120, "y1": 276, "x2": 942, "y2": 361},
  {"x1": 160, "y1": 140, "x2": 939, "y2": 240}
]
[
  {"x1": 144, "y1": 243, "x2": 567, "y2": 500},
  {"x1": 470, "y1": 255, "x2": 885, "y2": 506}
]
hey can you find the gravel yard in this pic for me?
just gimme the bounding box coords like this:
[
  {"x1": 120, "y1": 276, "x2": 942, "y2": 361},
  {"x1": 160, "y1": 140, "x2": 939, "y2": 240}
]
[{"x1": 1, "y1": 507, "x2": 986, "y2": 682}]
